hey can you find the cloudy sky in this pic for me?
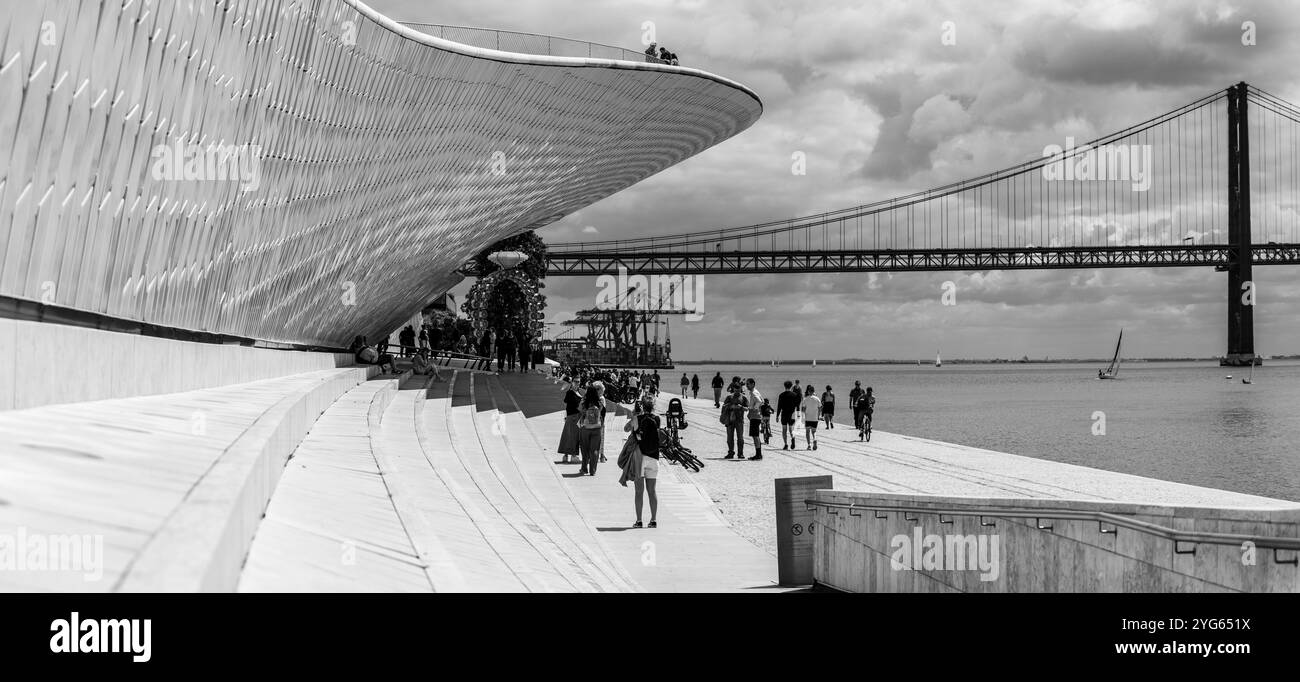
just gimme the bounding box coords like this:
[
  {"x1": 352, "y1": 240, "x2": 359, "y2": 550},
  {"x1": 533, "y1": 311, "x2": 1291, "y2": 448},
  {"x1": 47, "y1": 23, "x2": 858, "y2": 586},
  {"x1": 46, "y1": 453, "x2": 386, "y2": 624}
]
[{"x1": 372, "y1": 0, "x2": 1300, "y2": 361}]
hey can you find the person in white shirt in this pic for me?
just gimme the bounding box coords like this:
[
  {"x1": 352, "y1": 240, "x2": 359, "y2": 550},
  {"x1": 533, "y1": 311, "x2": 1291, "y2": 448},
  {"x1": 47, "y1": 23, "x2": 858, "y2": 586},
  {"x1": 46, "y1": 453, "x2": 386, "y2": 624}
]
[{"x1": 801, "y1": 385, "x2": 822, "y2": 451}]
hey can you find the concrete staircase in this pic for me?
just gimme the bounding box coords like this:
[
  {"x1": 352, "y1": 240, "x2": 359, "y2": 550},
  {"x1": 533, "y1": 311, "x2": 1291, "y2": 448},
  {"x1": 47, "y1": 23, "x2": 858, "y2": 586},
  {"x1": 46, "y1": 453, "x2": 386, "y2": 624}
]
[{"x1": 238, "y1": 370, "x2": 640, "y2": 592}]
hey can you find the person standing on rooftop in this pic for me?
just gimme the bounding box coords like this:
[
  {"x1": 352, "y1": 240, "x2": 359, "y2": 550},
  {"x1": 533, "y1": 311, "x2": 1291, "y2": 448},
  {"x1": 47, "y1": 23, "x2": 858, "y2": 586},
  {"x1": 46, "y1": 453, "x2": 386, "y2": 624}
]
[{"x1": 644, "y1": 42, "x2": 658, "y2": 63}]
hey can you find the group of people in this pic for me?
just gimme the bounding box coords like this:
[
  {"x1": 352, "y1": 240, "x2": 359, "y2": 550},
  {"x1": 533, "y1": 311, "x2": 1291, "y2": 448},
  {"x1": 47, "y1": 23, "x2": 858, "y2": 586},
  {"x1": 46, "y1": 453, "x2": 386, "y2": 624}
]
[
  {"x1": 348, "y1": 334, "x2": 447, "y2": 380},
  {"x1": 644, "y1": 42, "x2": 681, "y2": 65},
  {"x1": 552, "y1": 362, "x2": 663, "y2": 400},
  {"x1": 393, "y1": 319, "x2": 475, "y2": 357},
  {"x1": 477, "y1": 327, "x2": 536, "y2": 373},
  {"x1": 677, "y1": 373, "x2": 702, "y2": 398},
  {"x1": 556, "y1": 370, "x2": 664, "y2": 528},
  {"x1": 712, "y1": 373, "x2": 877, "y2": 453}
]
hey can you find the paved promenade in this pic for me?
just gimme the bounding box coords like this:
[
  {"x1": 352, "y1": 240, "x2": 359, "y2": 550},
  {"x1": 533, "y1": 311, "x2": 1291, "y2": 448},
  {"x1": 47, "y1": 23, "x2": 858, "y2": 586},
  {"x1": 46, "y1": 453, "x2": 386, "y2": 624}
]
[
  {"x1": 653, "y1": 390, "x2": 1296, "y2": 556},
  {"x1": 493, "y1": 374, "x2": 782, "y2": 592}
]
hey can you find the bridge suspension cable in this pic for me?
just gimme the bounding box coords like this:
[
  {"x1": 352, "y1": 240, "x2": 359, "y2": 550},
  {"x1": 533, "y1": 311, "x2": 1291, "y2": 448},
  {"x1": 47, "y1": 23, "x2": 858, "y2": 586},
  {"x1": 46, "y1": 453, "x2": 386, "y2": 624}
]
[{"x1": 547, "y1": 83, "x2": 1300, "y2": 264}]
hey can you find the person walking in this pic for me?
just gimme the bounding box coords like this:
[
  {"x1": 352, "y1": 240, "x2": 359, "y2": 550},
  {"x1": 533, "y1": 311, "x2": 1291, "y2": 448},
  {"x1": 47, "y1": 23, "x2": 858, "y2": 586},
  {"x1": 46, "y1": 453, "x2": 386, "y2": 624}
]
[
  {"x1": 418, "y1": 325, "x2": 430, "y2": 352},
  {"x1": 776, "y1": 380, "x2": 801, "y2": 449},
  {"x1": 680, "y1": 373, "x2": 690, "y2": 397},
  {"x1": 558, "y1": 378, "x2": 582, "y2": 464},
  {"x1": 849, "y1": 380, "x2": 866, "y2": 436},
  {"x1": 722, "y1": 386, "x2": 748, "y2": 459},
  {"x1": 744, "y1": 378, "x2": 764, "y2": 460},
  {"x1": 651, "y1": 370, "x2": 661, "y2": 395},
  {"x1": 576, "y1": 385, "x2": 605, "y2": 476},
  {"x1": 760, "y1": 398, "x2": 773, "y2": 445},
  {"x1": 711, "y1": 372, "x2": 724, "y2": 407},
  {"x1": 626, "y1": 396, "x2": 661, "y2": 528},
  {"x1": 691, "y1": 373, "x2": 700, "y2": 399},
  {"x1": 801, "y1": 385, "x2": 822, "y2": 450},
  {"x1": 496, "y1": 332, "x2": 509, "y2": 372},
  {"x1": 821, "y1": 385, "x2": 836, "y2": 429}
]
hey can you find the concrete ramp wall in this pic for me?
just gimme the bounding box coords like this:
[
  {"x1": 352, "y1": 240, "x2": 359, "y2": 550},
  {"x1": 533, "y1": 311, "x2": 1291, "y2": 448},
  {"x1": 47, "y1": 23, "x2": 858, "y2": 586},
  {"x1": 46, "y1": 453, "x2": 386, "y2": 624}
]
[{"x1": 811, "y1": 490, "x2": 1300, "y2": 592}]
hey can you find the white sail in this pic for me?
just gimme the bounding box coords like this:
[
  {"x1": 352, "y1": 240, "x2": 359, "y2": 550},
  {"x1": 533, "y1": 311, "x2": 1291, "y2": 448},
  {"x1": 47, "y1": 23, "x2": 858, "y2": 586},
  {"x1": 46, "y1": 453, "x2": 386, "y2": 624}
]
[
  {"x1": 935, "y1": 351, "x2": 942, "y2": 367},
  {"x1": 1099, "y1": 329, "x2": 1123, "y2": 379}
]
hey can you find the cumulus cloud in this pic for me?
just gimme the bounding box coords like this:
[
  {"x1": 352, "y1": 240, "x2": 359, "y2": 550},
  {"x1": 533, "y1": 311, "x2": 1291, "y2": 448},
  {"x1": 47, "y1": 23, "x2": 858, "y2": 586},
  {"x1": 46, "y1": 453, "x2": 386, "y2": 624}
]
[{"x1": 368, "y1": 0, "x2": 1300, "y2": 360}]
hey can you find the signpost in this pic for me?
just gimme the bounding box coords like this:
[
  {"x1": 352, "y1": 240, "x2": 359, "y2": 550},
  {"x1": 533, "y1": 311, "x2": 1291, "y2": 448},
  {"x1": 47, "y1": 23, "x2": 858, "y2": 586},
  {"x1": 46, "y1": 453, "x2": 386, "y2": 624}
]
[{"x1": 775, "y1": 475, "x2": 833, "y2": 586}]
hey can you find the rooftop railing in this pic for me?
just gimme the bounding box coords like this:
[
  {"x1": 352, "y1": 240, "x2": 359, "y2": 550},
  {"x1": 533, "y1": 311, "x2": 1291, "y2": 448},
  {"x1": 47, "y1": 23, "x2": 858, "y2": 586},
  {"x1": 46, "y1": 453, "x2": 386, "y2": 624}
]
[{"x1": 399, "y1": 22, "x2": 676, "y2": 65}]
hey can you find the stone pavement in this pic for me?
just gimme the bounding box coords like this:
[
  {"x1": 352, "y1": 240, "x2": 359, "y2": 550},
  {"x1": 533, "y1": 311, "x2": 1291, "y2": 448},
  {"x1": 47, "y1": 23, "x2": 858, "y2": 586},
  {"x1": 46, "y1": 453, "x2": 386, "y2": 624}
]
[{"x1": 493, "y1": 372, "x2": 785, "y2": 592}]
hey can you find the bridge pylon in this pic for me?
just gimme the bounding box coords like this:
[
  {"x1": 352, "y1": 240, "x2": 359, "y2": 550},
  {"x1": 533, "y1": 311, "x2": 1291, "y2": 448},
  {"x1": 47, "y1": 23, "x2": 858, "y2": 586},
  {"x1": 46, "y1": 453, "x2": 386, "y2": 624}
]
[{"x1": 1223, "y1": 82, "x2": 1259, "y2": 367}]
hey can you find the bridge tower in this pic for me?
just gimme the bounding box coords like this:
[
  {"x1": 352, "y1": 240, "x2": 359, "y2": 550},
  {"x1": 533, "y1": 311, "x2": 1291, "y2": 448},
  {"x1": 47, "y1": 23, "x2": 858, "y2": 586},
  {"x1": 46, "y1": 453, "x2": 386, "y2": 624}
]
[{"x1": 1223, "y1": 82, "x2": 1258, "y2": 367}]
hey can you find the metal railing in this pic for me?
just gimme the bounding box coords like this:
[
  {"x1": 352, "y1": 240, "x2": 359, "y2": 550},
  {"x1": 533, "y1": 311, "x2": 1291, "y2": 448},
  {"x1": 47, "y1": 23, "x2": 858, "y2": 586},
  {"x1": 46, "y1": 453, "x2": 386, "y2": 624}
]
[
  {"x1": 804, "y1": 499, "x2": 1300, "y2": 565},
  {"x1": 399, "y1": 22, "x2": 670, "y2": 64}
]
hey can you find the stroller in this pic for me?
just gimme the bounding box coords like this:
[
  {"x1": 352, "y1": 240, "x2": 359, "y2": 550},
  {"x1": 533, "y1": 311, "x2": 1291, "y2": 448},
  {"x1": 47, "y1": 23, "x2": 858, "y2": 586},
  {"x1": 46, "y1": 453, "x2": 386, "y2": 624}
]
[{"x1": 665, "y1": 398, "x2": 688, "y2": 432}]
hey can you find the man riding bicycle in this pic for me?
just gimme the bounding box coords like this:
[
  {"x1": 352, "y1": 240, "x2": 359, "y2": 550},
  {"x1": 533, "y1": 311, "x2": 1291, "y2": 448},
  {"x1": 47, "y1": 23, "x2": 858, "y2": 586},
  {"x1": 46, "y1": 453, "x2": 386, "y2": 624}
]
[{"x1": 857, "y1": 387, "x2": 876, "y2": 441}]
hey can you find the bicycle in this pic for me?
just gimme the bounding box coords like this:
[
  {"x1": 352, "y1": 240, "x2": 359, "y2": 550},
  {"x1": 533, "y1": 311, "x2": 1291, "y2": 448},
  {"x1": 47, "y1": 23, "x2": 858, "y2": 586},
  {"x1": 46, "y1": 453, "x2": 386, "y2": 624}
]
[
  {"x1": 857, "y1": 410, "x2": 873, "y2": 442},
  {"x1": 658, "y1": 426, "x2": 704, "y2": 472}
]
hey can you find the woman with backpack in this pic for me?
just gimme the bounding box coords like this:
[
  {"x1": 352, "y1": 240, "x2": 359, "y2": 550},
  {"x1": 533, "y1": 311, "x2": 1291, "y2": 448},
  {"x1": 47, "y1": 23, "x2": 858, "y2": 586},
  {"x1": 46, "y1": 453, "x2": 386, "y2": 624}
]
[
  {"x1": 576, "y1": 385, "x2": 606, "y2": 476},
  {"x1": 623, "y1": 396, "x2": 661, "y2": 528}
]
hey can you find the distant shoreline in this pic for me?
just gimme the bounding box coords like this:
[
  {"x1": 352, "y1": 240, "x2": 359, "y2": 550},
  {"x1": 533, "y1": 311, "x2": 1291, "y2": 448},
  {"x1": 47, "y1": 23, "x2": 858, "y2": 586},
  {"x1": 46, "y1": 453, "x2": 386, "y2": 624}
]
[{"x1": 674, "y1": 357, "x2": 1297, "y2": 365}]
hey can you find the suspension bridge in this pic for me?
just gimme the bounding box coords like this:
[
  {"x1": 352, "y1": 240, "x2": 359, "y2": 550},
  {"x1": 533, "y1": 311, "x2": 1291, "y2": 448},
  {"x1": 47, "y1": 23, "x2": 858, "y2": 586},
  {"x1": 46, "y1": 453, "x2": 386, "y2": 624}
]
[{"x1": 468, "y1": 83, "x2": 1300, "y2": 366}]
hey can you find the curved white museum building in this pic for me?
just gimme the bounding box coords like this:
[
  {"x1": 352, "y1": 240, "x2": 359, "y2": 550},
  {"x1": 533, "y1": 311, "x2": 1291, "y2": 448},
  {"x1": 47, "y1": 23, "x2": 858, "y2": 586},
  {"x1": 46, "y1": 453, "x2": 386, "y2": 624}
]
[{"x1": 0, "y1": 0, "x2": 761, "y2": 350}]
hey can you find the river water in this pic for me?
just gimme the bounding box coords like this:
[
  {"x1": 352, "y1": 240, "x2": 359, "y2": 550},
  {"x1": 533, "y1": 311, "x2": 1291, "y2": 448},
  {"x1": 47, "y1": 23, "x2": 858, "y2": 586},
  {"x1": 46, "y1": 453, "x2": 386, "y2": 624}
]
[{"x1": 673, "y1": 360, "x2": 1300, "y2": 502}]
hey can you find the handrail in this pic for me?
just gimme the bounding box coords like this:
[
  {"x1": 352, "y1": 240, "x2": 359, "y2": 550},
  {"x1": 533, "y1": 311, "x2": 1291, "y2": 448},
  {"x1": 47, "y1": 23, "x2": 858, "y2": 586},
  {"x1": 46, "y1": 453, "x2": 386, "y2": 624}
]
[
  {"x1": 804, "y1": 499, "x2": 1300, "y2": 563},
  {"x1": 398, "y1": 21, "x2": 659, "y2": 64}
]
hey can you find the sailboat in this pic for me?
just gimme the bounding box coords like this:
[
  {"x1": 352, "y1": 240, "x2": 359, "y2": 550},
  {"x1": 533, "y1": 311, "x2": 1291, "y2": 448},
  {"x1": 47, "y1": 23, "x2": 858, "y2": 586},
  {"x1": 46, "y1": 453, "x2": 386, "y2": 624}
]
[
  {"x1": 935, "y1": 351, "x2": 942, "y2": 368},
  {"x1": 812, "y1": 359, "x2": 817, "y2": 367},
  {"x1": 1243, "y1": 357, "x2": 1256, "y2": 384},
  {"x1": 1097, "y1": 329, "x2": 1123, "y2": 380}
]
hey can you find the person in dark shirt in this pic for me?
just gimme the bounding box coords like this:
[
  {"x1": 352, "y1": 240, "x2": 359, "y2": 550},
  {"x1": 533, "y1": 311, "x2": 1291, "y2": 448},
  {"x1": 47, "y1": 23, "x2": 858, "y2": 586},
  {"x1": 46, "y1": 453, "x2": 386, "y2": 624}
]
[
  {"x1": 629, "y1": 396, "x2": 661, "y2": 528},
  {"x1": 849, "y1": 380, "x2": 866, "y2": 436},
  {"x1": 711, "y1": 372, "x2": 725, "y2": 407},
  {"x1": 723, "y1": 386, "x2": 749, "y2": 459},
  {"x1": 776, "y1": 380, "x2": 801, "y2": 450},
  {"x1": 691, "y1": 373, "x2": 700, "y2": 399},
  {"x1": 502, "y1": 334, "x2": 517, "y2": 372},
  {"x1": 398, "y1": 325, "x2": 416, "y2": 357},
  {"x1": 760, "y1": 398, "x2": 774, "y2": 444},
  {"x1": 558, "y1": 378, "x2": 582, "y2": 464}
]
